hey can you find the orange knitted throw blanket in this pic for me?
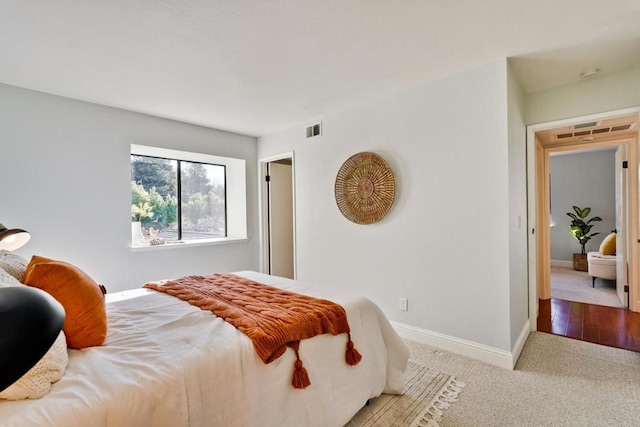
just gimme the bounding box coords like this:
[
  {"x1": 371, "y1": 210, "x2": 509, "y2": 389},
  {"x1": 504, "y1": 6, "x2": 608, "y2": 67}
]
[{"x1": 143, "y1": 273, "x2": 362, "y2": 389}]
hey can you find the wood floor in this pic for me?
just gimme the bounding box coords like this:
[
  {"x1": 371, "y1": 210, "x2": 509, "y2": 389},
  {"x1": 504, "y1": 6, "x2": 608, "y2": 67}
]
[{"x1": 538, "y1": 298, "x2": 640, "y2": 352}]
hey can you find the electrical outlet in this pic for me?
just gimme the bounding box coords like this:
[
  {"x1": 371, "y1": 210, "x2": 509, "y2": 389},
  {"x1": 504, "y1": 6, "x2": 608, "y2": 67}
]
[{"x1": 399, "y1": 298, "x2": 408, "y2": 312}]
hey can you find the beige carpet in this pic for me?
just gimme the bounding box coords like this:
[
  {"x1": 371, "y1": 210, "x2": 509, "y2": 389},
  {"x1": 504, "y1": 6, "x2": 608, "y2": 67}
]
[
  {"x1": 551, "y1": 266, "x2": 623, "y2": 308},
  {"x1": 347, "y1": 361, "x2": 464, "y2": 427},
  {"x1": 404, "y1": 332, "x2": 640, "y2": 426}
]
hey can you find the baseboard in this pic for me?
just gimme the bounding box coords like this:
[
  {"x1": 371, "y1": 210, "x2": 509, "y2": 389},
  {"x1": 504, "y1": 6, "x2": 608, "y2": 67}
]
[
  {"x1": 551, "y1": 259, "x2": 573, "y2": 268},
  {"x1": 391, "y1": 321, "x2": 516, "y2": 370},
  {"x1": 511, "y1": 320, "x2": 530, "y2": 368}
]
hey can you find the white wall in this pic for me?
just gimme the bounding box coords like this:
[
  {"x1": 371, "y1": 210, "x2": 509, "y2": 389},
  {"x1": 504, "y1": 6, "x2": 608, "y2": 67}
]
[
  {"x1": 0, "y1": 83, "x2": 259, "y2": 292},
  {"x1": 526, "y1": 64, "x2": 640, "y2": 125},
  {"x1": 507, "y1": 63, "x2": 529, "y2": 351},
  {"x1": 259, "y1": 60, "x2": 515, "y2": 351},
  {"x1": 550, "y1": 149, "x2": 616, "y2": 261}
]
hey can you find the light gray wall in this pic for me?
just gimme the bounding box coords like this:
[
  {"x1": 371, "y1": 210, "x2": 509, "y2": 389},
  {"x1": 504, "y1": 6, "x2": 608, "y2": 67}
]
[
  {"x1": 259, "y1": 60, "x2": 516, "y2": 351},
  {"x1": 526, "y1": 64, "x2": 640, "y2": 125},
  {"x1": 507, "y1": 63, "x2": 529, "y2": 349},
  {"x1": 0, "y1": 83, "x2": 260, "y2": 292},
  {"x1": 524, "y1": 62, "x2": 640, "y2": 262},
  {"x1": 550, "y1": 149, "x2": 616, "y2": 261}
]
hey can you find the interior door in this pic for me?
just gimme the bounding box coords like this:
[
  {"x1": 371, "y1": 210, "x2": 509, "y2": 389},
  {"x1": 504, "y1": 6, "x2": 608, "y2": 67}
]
[
  {"x1": 615, "y1": 145, "x2": 629, "y2": 307},
  {"x1": 267, "y1": 161, "x2": 294, "y2": 279}
]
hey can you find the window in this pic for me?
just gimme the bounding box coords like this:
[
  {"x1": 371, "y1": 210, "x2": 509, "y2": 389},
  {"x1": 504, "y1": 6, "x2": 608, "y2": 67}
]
[{"x1": 130, "y1": 145, "x2": 247, "y2": 248}]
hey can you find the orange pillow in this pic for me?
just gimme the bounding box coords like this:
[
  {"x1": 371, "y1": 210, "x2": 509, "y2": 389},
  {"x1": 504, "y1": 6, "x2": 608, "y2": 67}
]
[{"x1": 24, "y1": 256, "x2": 107, "y2": 349}]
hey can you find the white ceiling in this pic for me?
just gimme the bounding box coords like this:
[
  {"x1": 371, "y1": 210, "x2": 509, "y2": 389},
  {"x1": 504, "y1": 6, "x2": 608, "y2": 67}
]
[{"x1": 1, "y1": 0, "x2": 639, "y2": 137}]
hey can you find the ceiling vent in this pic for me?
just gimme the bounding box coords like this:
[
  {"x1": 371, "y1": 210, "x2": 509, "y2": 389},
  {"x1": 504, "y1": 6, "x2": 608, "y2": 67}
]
[
  {"x1": 592, "y1": 127, "x2": 610, "y2": 134},
  {"x1": 305, "y1": 122, "x2": 322, "y2": 139},
  {"x1": 557, "y1": 133, "x2": 574, "y2": 139}
]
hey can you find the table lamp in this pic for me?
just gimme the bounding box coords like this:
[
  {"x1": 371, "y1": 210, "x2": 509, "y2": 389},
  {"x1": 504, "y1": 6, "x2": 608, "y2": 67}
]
[
  {"x1": 0, "y1": 222, "x2": 65, "y2": 393},
  {"x1": 0, "y1": 286, "x2": 65, "y2": 392},
  {"x1": 0, "y1": 223, "x2": 31, "y2": 251}
]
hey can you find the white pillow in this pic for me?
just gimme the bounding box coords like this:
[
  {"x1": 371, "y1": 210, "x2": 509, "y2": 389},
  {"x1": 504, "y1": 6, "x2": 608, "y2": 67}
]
[
  {"x1": 0, "y1": 331, "x2": 69, "y2": 400},
  {"x1": 0, "y1": 267, "x2": 25, "y2": 288},
  {"x1": 0, "y1": 250, "x2": 28, "y2": 282}
]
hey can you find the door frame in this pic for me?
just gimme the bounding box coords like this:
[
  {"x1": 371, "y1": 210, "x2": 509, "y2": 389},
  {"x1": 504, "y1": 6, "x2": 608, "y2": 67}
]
[
  {"x1": 615, "y1": 145, "x2": 630, "y2": 307},
  {"x1": 258, "y1": 152, "x2": 297, "y2": 278},
  {"x1": 527, "y1": 107, "x2": 640, "y2": 330}
]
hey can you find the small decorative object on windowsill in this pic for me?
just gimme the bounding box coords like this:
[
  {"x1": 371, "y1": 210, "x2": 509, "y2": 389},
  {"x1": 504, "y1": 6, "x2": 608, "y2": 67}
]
[
  {"x1": 149, "y1": 237, "x2": 165, "y2": 246},
  {"x1": 148, "y1": 227, "x2": 165, "y2": 245},
  {"x1": 566, "y1": 206, "x2": 601, "y2": 271}
]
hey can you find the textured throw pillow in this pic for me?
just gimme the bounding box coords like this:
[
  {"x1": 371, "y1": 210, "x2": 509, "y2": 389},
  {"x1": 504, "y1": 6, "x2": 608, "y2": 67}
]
[
  {"x1": 0, "y1": 250, "x2": 28, "y2": 282},
  {"x1": 24, "y1": 256, "x2": 107, "y2": 349},
  {"x1": 0, "y1": 331, "x2": 68, "y2": 400},
  {"x1": 599, "y1": 233, "x2": 616, "y2": 256},
  {"x1": 0, "y1": 267, "x2": 25, "y2": 288}
]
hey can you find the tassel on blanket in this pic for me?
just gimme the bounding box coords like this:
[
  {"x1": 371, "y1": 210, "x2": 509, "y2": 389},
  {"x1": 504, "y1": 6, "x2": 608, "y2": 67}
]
[
  {"x1": 345, "y1": 333, "x2": 362, "y2": 366},
  {"x1": 292, "y1": 359, "x2": 311, "y2": 389},
  {"x1": 288, "y1": 341, "x2": 311, "y2": 389}
]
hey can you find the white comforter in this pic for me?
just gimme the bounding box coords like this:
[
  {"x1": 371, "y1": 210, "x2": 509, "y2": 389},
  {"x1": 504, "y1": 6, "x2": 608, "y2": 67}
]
[{"x1": 0, "y1": 271, "x2": 409, "y2": 427}]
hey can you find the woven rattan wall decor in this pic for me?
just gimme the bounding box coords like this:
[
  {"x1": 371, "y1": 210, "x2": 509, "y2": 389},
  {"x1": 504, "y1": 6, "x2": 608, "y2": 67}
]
[{"x1": 334, "y1": 152, "x2": 395, "y2": 224}]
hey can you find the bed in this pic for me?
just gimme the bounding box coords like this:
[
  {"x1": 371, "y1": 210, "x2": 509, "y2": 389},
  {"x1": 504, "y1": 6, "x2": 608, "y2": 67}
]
[{"x1": 0, "y1": 271, "x2": 409, "y2": 427}]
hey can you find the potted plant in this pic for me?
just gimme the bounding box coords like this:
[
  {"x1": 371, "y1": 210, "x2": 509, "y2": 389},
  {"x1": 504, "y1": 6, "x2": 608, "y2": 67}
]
[
  {"x1": 566, "y1": 206, "x2": 602, "y2": 271},
  {"x1": 131, "y1": 181, "x2": 155, "y2": 244}
]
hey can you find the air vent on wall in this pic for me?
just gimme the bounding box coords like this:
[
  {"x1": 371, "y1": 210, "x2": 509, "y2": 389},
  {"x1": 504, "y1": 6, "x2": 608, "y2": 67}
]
[
  {"x1": 305, "y1": 122, "x2": 322, "y2": 138},
  {"x1": 554, "y1": 123, "x2": 634, "y2": 141},
  {"x1": 612, "y1": 124, "x2": 632, "y2": 131},
  {"x1": 573, "y1": 122, "x2": 598, "y2": 129},
  {"x1": 574, "y1": 121, "x2": 598, "y2": 129}
]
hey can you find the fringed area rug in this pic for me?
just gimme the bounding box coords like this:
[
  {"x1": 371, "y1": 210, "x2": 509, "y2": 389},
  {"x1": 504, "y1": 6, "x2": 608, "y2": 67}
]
[{"x1": 347, "y1": 361, "x2": 464, "y2": 427}]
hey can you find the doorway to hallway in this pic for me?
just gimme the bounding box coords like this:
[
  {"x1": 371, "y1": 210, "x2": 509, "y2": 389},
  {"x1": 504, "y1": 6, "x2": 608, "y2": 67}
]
[{"x1": 259, "y1": 153, "x2": 296, "y2": 279}]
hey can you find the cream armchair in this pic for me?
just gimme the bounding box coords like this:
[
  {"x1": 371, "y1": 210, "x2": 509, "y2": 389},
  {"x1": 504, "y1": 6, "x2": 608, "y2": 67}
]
[{"x1": 587, "y1": 251, "x2": 616, "y2": 287}]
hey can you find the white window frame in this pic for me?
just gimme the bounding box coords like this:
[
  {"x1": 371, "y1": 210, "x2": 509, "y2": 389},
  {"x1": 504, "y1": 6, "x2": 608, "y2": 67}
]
[{"x1": 130, "y1": 144, "x2": 248, "y2": 251}]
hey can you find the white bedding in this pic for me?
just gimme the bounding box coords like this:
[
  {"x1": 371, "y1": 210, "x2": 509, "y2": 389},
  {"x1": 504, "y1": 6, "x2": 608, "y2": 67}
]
[{"x1": 0, "y1": 271, "x2": 409, "y2": 427}]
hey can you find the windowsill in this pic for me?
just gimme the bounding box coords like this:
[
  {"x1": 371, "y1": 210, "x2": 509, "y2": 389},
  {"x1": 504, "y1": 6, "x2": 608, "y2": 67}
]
[{"x1": 130, "y1": 236, "x2": 249, "y2": 252}]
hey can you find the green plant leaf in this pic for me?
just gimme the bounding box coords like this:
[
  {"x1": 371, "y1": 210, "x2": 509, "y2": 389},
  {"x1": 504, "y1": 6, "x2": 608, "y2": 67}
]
[
  {"x1": 587, "y1": 216, "x2": 602, "y2": 223},
  {"x1": 570, "y1": 225, "x2": 583, "y2": 238},
  {"x1": 580, "y1": 207, "x2": 591, "y2": 218},
  {"x1": 572, "y1": 206, "x2": 583, "y2": 217},
  {"x1": 567, "y1": 213, "x2": 579, "y2": 222}
]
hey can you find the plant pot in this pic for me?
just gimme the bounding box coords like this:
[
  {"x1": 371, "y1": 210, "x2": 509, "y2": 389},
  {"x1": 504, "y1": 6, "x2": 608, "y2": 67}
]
[
  {"x1": 131, "y1": 221, "x2": 144, "y2": 245},
  {"x1": 572, "y1": 253, "x2": 588, "y2": 272}
]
